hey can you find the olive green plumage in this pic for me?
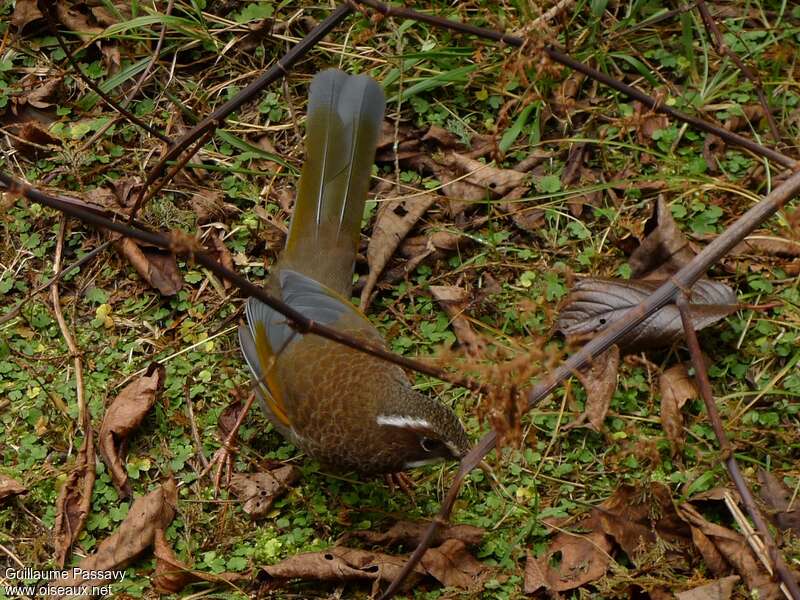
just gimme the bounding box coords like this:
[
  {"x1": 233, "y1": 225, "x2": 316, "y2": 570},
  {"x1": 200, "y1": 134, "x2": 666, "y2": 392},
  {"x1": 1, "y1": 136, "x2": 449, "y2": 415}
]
[{"x1": 239, "y1": 69, "x2": 468, "y2": 474}]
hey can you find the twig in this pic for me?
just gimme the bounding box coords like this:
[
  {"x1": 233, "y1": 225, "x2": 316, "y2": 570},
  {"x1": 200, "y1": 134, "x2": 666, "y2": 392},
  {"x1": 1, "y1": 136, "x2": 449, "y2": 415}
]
[
  {"x1": 695, "y1": 0, "x2": 782, "y2": 143},
  {"x1": 50, "y1": 218, "x2": 87, "y2": 432},
  {"x1": 677, "y1": 294, "x2": 798, "y2": 600},
  {"x1": 378, "y1": 166, "x2": 800, "y2": 598},
  {"x1": 130, "y1": 3, "x2": 354, "y2": 220},
  {"x1": 0, "y1": 171, "x2": 485, "y2": 395},
  {"x1": 40, "y1": 4, "x2": 172, "y2": 144},
  {"x1": 352, "y1": 0, "x2": 796, "y2": 169}
]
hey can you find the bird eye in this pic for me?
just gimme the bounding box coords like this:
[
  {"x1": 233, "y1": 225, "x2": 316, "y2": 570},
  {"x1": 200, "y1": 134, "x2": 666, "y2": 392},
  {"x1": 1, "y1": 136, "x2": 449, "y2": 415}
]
[{"x1": 420, "y1": 437, "x2": 443, "y2": 453}]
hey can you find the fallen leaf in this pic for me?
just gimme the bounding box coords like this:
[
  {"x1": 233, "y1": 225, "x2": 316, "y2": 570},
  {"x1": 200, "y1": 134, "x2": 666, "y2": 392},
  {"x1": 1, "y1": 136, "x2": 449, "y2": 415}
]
[
  {"x1": 47, "y1": 478, "x2": 177, "y2": 599},
  {"x1": 114, "y1": 237, "x2": 183, "y2": 296},
  {"x1": 99, "y1": 364, "x2": 165, "y2": 497},
  {"x1": 524, "y1": 527, "x2": 612, "y2": 592},
  {"x1": 445, "y1": 153, "x2": 527, "y2": 196},
  {"x1": 55, "y1": 4, "x2": 103, "y2": 41},
  {"x1": 11, "y1": 0, "x2": 43, "y2": 29},
  {"x1": 9, "y1": 122, "x2": 61, "y2": 158},
  {"x1": 429, "y1": 285, "x2": 485, "y2": 358},
  {"x1": 20, "y1": 78, "x2": 63, "y2": 109},
  {"x1": 565, "y1": 345, "x2": 620, "y2": 431},
  {"x1": 757, "y1": 469, "x2": 800, "y2": 535},
  {"x1": 633, "y1": 101, "x2": 669, "y2": 143},
  {"x1": 228, "y1": 466, "x2": 300, "y2": 519},
  {"x1": 191, "y1": 189, "x2": 233, "y2": 224},
  {"x1": 731, "y1": 236, "x2": 800, "y2": 258},
  {"x1": 53, "y1": 433, "x2": 96, "y2": 566},
  {"x1": 679, "y1": 503, "x2": 782, "y2": 600},
  {"x1": 676, "y1": 576, "x2": 740, "y2": 600},
  {"x1": 217, "y1": 399, "x2": 244, "y2": 440},
  {"x1": 420, "y1": 538, "x2": 488, "y2": 589},
  {"x1": 0, "y1": 473, "x2": 27, "y2": 500},
  {"x1": 207, "y1": 230, "x2": 235, "y2": 290},
  {"x1": 345, "y1": 521, "x2": 485, "y2": 548},
  {"x1": 153, "y1": 528, "x2": 246, "y2": 593},
  {"x1": 360, "y1": 193, "x2": 437, "y2": 309},
  {"x1": 630, "y1": 196, "x2": 697, "y2": 278},
  {"x1": 262, "y1": 546, "x2": 427, "y2": 593},
  {"x1": 660, "y1": 363, "x2": 700, "y2": 453},
  {"x1": 556, "y1": 278, "x2": 738, "y2": 352}
]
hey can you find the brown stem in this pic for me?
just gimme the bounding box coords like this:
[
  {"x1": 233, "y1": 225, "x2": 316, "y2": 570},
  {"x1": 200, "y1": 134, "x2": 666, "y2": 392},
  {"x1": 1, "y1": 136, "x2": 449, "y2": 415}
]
[
  {"x1": 130, "y1": 3, "x2": 354, "y2": 220},
  {"x1": 695, "y1": 0, "x2": 782, "y2": 143},
  {"x1": 676, "y1": 294, "x2": 800, "y2": 599},
  {"x1": 352, "y1": 0, "x2": 796, "y2": 169}
]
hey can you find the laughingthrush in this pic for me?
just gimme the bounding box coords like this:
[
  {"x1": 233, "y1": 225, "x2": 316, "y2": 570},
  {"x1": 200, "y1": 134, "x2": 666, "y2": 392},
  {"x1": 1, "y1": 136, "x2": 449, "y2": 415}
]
[{"x1": 239, "y1": 69, "x2": 469, "y2": 474}]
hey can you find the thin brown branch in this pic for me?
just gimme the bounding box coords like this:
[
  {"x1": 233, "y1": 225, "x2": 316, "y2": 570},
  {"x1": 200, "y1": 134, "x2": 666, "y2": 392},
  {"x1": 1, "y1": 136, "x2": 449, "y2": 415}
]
[
  {"x1": 352, "y1": 0, "x2": 796, "y2": 169},
  {"x1": 41, "y1": 4, "x2": 172, "y2": 144},
  {"x1": 695, "y1": 0, "x2": 782, "y2": 142},
  {"x1": 378, "y1": 166, "x2": 800, "y2": 598},
  {"x1": 677, "y1": 294, "x2": 798, "y2": 600},
  {"x1": 130, "y1": 3, "x2": 354, "y2": 220},
  {"x1": 0, "y1": 171, "x2": 484, "y2": 395}
]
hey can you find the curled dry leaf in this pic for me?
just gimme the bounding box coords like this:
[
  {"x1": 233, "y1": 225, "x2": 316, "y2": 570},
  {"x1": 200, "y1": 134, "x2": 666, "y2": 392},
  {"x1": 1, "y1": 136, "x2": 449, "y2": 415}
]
[
  {"x1": 228, "y1": 466, "x2": 300, "y2": 519},
  {"x1": 676, "y1": 576, "x2": 741, "y2": 600},
  {"x1": 262, "y1": 546, "x2": 427, "y2": 593},
  {"x1": 153, "y1": 528, "x2": 246, "y2": 594},
  {"x1": 11, "y1": 0, "x2": 43, "y2": 29},
  {"x1": 630, "y1": 196, "x2": 696, "y2": 278},
  {"x1": 114, "y1": 237, "x2": 183, "y2": 296},
  {"x1": 444, "y1": 153, "x2": 527, "y2": 196},
  {"x1": 0, "y1": 473, "x2": 27, "y2": 501},
  {"x1": 99, "y1": 363, "x2": 165, "y2": 497},
  {"x1": 660, "y1": 363, "x2": 700, "y2": 453},
  {"x1": 757, "y1": 468, "x2": 800, "y2": 535},
  {"x1": 345, "y1": 520, "x2": 484, "y2": 548},
  {"x1": 207, "y1": 230, "x2": 235, "y2": 290},
  {"x1": 55, "y1": 4, "x2": 103, "y2": 41},
  {"x1": 47, "y1": 478, "x2": 177, "y2": 600},
  {"x1": 10, "y1": 122, "x2": 61, "y2": 159},
  {"x1": 524, "y1": 529, "x2": 612, "y2": 593},
  {"x1": 419, "y1": 539, "x2": 489, "y2": 589},
  {"x1": 191, "y1": 189, "x2": 233, "y2": 224},
  {"x1": 556, "y1": 278, "x2": 738, "y2": 352},
  {"x1": 565, "y1": 345, "x2": 620, "y2": 431},
  {"x1": 678, "y1": 503, "x2": 783, "y2": 600},
  {"x1": 360, "y1": 193, "x2": 437, "y2": 309},
  {"x1": 429, "y1": 285, "x2": 485, "y2": 358},
  {"x1": 54, "y1": 433, "x2": 96, "y2": 567}
]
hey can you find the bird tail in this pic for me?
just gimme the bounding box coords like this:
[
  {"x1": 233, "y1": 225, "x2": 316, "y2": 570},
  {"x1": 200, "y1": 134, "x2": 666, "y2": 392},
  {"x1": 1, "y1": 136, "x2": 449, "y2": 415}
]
[{"x1": 280, "y1": 69, "x2": 385, "y2": 296}]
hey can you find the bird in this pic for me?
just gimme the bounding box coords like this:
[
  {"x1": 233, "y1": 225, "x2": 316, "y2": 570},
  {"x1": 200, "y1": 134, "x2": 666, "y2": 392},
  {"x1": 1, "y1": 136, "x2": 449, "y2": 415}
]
[{"x1": 238, "y1": 69, "x2": 469, "y2": 475}]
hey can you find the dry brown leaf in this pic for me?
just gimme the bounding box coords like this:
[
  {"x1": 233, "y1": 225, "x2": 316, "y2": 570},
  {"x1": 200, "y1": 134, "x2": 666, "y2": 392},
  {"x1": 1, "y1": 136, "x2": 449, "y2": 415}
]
[
  {"x1": 429, "y1": 285, "x2": 485, "y2": 358},
  {"x1": 115, "y1": 238, "x2": 183, "y2": 296},
  {"x1": 10, "y1": 122, "x2": 61, "y2": 159},
  {"x1": 757, "y1": 469, "x2": 800, "y2": 535},
  {"x1": 153, "y1": 528, "x2": 246, "y2": 593},
  {"x1": 524, "y1": 528, "x2": 612, "y2": 592},
  {"x1": 345, "y1": 521, "x2": 484, "y2": 548},
  {"x1": 565, "y1": 345, "x2": 620, "y2": 431},
  {"x1": 11, "y1": 0, "x2": 43, "y2": 29},
  {"x1": 360, "y1": 194, "x2": 437, "y2": 309},
  {"x1": 732, "y1": 236, "x2": 800, "y2": 257},
  {"x1": 55, "y1": 4, "x2": 103, "y2": 41},
  {"x1": 99, "y1": 364, "x2": 164, "y2": 497},
  {"x1": 630, "y1": 196, "x2": 697, "y2": 278},
  {"x1": 191, "y1": 189, "x2": 232, "y2": 224},
  {"x1": 207, "y1": 230, "x2": 235, "y2": 290},
  {"x1": 53, "y1": 433, "x2": 96, "y2": 567},
  {"x1": 445, "y1": 153, "x2": 527, "y2": 196},
  {"x1": 217, "y1": 398, "x2": 244, "y2": 439},
  {"x1": 660, "y1": 363, "x2": 700, "y2": 453},
  {"x1": 676, "y1": 576, "x2": 740, "y2": 600},
  {"x1": 228, "y1": 466, "x2": 300, "y2": 519},
  {"x1": 47, "y1": 478, "x2": 177, "y2": 600},
  {"x1": 556, "y1": 278, "x2": 737, "y2": 352},
  {"x1": 0, "y1": 473, "x2": 27, "y2": 501},
  {"x1": 420, "y1": 539, "x2": 488, "y2": 589},
  {"x1": 262, "y1": 546, "x2": 427, "y2": 593},
  {"x1": 633, "y1": 101, "x2": 669, "y2": 143},
  {"x1": 679, "y1": 503, "x2": 782, "y2": 600}
]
